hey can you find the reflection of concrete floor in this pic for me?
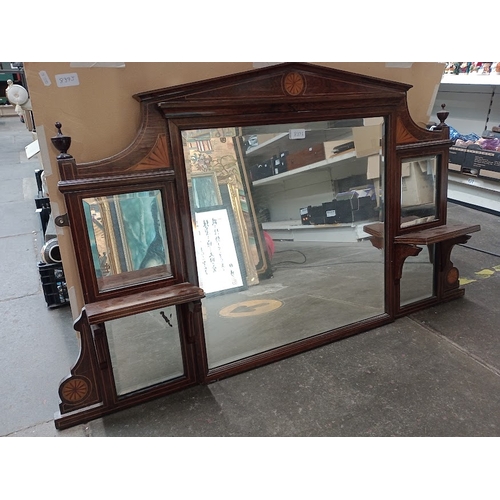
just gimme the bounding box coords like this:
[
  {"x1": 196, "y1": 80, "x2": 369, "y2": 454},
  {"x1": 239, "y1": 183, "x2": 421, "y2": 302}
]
[
  {"x1": 204, "y1": 240, "x2": 386, "y2": 367},
  {"x1": 107, "y1": 309, "x2": 184, "y2": 395},
  {"x1": 400, "y1": 255, "x2": 434, "y2": 305}
]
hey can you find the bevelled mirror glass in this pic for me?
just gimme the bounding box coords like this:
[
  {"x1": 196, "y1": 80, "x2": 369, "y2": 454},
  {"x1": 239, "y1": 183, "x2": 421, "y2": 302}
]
[
  {"x1": 83, "y1": 190, "x2": 172, "y2": 292},
  {"x1": 401, "y1": 155, "x2": 438, "y2": 228},
  {"x1": 105, "y1": 305, "x2": 184, "y2": 396},
  {"x1": 181, "y1": 117, "x2": 386, "y2": 369},
  {"x1": 400, "y1": 245, "x2": 436, "y2": 306}
]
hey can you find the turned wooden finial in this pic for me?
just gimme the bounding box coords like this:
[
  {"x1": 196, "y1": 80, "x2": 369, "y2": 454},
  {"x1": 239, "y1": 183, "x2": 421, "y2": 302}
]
[
  {"x1": 435, "y1": 104, "x2": 449, "y2": 130},
  {"x1": 51, "y1": 122, "x2": 73, "y2": 159}
]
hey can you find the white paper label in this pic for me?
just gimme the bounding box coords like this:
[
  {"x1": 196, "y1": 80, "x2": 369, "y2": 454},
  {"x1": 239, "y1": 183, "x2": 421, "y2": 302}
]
[
  {"x1": 300, "y1": 208, "x2": 308, "y2": 215},
  {"x1": 25, "y1": 140, "x2": 40, "y2": 159},
  {"x1": 55, "y1": 73, "x2": 80, "y2": 87},
  {"x1": 39, "y1": 70, "x2": 51, "y2": 86},
  {"x1": 326, "y1": 210, "x2": 336, "y2": 217},
  {"x1": 289, "y1": 129, "x2": 306, "y2": 140}
]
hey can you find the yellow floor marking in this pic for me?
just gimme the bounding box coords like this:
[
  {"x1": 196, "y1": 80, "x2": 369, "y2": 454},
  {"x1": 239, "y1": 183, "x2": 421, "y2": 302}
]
[
  {"x1": 219, "y1": 299, "x2": 283, "y2": 318},
  {"x1": 462, "y1": 265, "x2": 500, "y2": 284},
  {"x1": 459, "y1": 278, "x2": 477, "y2": 285},
  {"x1": 475, "y1": 268, "x2": 495, "y2": 277}
]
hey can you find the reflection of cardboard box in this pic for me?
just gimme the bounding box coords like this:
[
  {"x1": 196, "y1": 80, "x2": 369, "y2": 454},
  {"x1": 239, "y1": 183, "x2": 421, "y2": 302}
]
[
  {"x1": 366, "y1": 154, "x2": 380, "y2": 179},
  {"x1": 250, "y1": 162, "x2": 273, "y2": 181},
  {"x1": 353, "y1": 125, "x2": 382, "y2": 158},
  {"x1": 323, "y1": 137, "x2": 354, "y2": 158},
  {"x1": 287, "y1": 143, "x2": 325, "y2": 170},
  {"x1": 401, "y1": 161, "x2": 434, "y2": 206},
  {"x1": 255, "y1": 133, "x2": 281, "y2": 145}
]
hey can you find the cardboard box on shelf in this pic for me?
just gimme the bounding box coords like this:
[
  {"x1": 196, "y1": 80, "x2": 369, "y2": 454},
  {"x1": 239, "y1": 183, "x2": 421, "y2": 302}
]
[
  {"x1": 449, "y1": 144, "x2": 500, "y2": 181},
  {"x1": 449, "y1": 145, "x2": 468, "y2": 166},
  {"x1": 448, "y1": 163, "x2": 462, "y2": 172},
  {"x1": 480, "y1": 170, "x2": 500, "y2": 180}
]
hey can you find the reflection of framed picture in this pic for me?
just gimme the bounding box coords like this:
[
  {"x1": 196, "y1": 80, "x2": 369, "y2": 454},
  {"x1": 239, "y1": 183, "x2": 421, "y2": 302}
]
[
  {"x1": 191, "y1": 172, "x2": 222, "y2": 209},
  {"x1": 193, "y1": 207, "x2": 246, "y2": 295},
  {"x1": 83, "y1": 190, "x2": 171, "y2": 279}
]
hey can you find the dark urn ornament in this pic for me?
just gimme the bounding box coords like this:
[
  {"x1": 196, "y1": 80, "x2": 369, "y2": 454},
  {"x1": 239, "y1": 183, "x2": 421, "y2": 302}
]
[
  {"x1": 435, "y1": 104, "x2": 449, "y2": 130},
  {"x1": 51, "y1": 122, "x2": 73, "y2": 159}
]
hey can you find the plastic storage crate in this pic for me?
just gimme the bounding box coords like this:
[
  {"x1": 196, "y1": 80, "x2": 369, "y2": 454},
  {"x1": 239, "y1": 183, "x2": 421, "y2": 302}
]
[{"x1": 38, "y1": 262, "x2": 70, "y2": 308}]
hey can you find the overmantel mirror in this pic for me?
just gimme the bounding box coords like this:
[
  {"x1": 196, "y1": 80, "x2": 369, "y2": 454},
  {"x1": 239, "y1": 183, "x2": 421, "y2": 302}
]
[{"x1": 52, "y1": 63, "x2": 480, "y2": 429}]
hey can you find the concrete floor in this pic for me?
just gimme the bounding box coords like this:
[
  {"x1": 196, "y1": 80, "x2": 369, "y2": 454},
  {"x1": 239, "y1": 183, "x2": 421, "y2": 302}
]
[{"x1": 2, "y1": 115, "x2": 500, "y2": 438}]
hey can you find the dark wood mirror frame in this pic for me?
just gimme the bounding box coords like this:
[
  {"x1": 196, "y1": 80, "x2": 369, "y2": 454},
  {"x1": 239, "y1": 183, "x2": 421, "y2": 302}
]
[{"x1": 52, "y1": 63, "x2": 480, "y2": 429}]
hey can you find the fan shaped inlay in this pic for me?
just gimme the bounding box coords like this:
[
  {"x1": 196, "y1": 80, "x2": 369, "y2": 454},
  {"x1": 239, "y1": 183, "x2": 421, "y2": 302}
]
[
  {"x1": 135, "y1": 134, "x2": 171, "y2": 170},
  {"x1": 283, "y1": 72, "x2": 305, "y2": 96}
]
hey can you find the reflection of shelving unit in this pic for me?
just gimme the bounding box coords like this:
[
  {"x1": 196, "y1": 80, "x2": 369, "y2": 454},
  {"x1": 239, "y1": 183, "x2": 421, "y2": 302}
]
[
  {"x1": 245, "y1": 132, "x2": 288, "y2": 155},
  {"x1": 440, "y1": 74, "x2": 500, "y2": 86},
  {"x1": 246, "y1": 128, "x2": 377, "y2": 243},
  {"x1": 261, "y1": 219, "x2": 373, "y2": 243},
  {"x1": 433, "y1": 72, "x2": 500, "y2": 214},
  {"x1": 253, "y1": 150, "x2": 357, "y2": 186}
]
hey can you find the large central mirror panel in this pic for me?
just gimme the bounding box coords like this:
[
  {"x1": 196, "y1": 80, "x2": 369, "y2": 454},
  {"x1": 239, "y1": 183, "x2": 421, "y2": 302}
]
[{"x1": 181, "y1": 118, "x2": 386, "y2": 369}]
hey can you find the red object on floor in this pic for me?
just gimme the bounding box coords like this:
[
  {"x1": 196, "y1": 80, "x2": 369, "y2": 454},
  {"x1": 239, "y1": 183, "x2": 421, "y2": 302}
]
[{"x1": 263, "y1": 231, "x2": 275, "y2": 259}]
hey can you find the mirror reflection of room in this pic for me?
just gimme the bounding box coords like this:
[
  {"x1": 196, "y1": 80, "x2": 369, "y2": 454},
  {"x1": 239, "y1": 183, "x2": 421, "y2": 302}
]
[
  {"x1": 398, "y1": 155, "x2": 439, "y2": 305},
  {"x1": 399, "y1": 247, "x2": 435, "y2": 307},
  {"x1": 106, "y1": 305, "x2": 184, "y2": 396},
  {"x1": 83, "y1": 190, "x2": 172, "y2": 292},
  {"x1": 182, "y1": 119, "x2": 387, "y2": 369},
  {"x1": 401, "y1": 155, "x2": 438, "y2": 228}
]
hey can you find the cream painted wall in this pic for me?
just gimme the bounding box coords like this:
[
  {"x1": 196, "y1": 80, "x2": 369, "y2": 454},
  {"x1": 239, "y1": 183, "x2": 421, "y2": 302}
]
[
  {"x1": 23, "y1": 61, "x2": 445, "y2": 315},
  {"x1": 25, "y1": 62, "x2": 444, "y2": 164}
]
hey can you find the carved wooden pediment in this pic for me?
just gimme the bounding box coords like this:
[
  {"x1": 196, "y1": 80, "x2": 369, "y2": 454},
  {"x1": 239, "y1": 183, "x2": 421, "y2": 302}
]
[
  {"x1": 60, "y1": 62, "x2": 449, "y2": 182},
  {"x1": 135, "y1": 62, "x2": 412, "y2": 106}
]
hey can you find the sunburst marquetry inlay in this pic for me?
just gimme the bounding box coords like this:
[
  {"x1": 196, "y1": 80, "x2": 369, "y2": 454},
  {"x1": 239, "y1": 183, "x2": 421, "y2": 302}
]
[
  {"x1": 396, "y1": 119, "x2": 418, "y2": 144},
  {"x1": 60, "y1": 376, "x2": 90, "y2": 403},
  {"x1": 135, "y1": 134, "x2": 170, "y2": 170},
  {"x1": 283, "y1": 72, "x2": 305, "y2": 96}
]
